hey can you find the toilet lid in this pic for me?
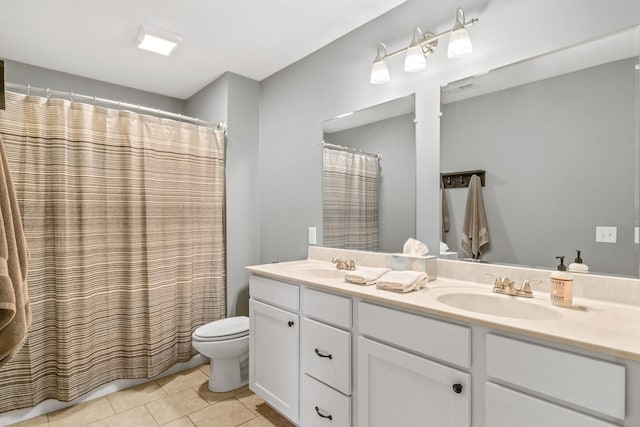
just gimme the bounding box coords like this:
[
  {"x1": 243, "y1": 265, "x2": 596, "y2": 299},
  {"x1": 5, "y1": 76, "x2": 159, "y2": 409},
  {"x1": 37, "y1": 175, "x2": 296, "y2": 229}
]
[{"x1": 193, "y1": 316, "x2": 249, "y2": 340}]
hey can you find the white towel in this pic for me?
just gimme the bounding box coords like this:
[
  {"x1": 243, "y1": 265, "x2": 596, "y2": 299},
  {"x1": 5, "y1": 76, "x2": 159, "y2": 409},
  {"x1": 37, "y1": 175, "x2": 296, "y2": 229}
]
[
  {"x1": 402, "y1": 238, "x2": 429, "y2": 256},
  {"x1": 376, "y1": 270, "x2": 428, "y2": 293},
  {"x1": 344, "y1": 267, "x2": 391, "y2": 285},
  {"x1": 461, "y1": 174, "x2": 489, "y2": 259}
]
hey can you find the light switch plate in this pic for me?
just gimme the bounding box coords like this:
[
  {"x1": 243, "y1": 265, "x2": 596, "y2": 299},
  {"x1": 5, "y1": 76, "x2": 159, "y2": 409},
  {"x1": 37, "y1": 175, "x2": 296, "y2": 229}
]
[
  {"x1": 596, "y1": 226, "x2": 617, "y2": 243},
  {"x1": 308, "y1": 227, "x2": 317, "y2": 245}
]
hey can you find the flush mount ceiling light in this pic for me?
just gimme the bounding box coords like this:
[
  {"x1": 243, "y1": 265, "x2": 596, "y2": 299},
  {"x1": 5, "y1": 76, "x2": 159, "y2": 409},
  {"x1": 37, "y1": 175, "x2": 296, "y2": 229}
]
[
  {"x1": 137, "y1": 27, "x2": 182, "y2": 56},
  {"x1": 370, "y1": 7, "x2": 478, "y2": 84}
]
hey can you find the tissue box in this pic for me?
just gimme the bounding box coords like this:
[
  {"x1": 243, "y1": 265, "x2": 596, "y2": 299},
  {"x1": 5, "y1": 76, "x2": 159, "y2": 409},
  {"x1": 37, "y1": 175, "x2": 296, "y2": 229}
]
[{"x1": 386, "y1": 254, "x2": 437, "y2": 281}]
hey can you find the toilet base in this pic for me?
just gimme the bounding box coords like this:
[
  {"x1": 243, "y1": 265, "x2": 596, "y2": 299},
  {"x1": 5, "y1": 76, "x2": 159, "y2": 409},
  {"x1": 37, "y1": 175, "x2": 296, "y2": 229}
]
[{"x1": 208, "y1": 357, "x2": 249, "y2": 392}]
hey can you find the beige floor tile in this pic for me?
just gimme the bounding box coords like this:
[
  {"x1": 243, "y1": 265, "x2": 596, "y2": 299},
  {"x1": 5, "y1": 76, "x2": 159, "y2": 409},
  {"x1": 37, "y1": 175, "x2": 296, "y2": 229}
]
[
  {"x1": 146, "y1": 388, "x2": 209, "y2": 425},
  {"x1": 195, "y1": 383, "x2": 240, "y2": 405},
  {"x1": 48, "y1": 397, "x2": 115, "y2": 427},
  {"x1": 161, "y1": 417, "x2": 196, "y2": 427},
  {"x1": 188, "y1": 399, "x2": 255, "y2": 427},
  {"x1": 157, "y1": 368, "x2": 208, "y2": 395},
  {"x1": 238, "y1": 416, "x2": 289, "y2": 427},
  {"x1": 7, "y1": 414, "x2": 50, "y2": 427},
  {"x1": 107, "y1": 381, "x2": 167, "y2": 413},
  {"x1": 250, "y1": 404, "x2": 295, "y2": 427},
  {"x1": 196, "y1": 364, "x2": 210, "y2": 376},
  {"x1": 86, "y1": 405, "x2": 158, "y2": 427},
  {"x1": 235, "y1": 390, "x2": 265, "y2": 416}
]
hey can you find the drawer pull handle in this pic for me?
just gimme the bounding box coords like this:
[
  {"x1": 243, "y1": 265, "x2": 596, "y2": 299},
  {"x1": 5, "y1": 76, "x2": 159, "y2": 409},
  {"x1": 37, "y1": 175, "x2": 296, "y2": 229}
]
[
  {"x1": 452, "y1": 383, "x2": 463, "y2": 394},
  {"x1": 315, "y1": 406, "x2": 333, "y2": 420},
  {"x1": 288, "y1": 320, "x2": 294, "y2": 327},
  {"x1": 315, "y1": 348, "x2": 333, "y2": 359}
]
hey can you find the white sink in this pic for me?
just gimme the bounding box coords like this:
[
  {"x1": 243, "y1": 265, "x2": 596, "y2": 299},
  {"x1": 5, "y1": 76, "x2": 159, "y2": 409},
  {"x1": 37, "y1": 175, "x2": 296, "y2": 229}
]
[
  {"x1": 436, "y1": 292, "x2": 562, "y2": 320},
  {"x1": 286, "y1": 265, "x2": 346, "y2": 279}
]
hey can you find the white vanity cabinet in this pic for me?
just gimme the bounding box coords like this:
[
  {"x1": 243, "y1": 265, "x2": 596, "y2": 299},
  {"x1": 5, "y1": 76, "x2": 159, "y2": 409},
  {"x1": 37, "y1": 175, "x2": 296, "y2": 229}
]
[
  {"x1": 300, "y1": 287, "x2": 353, "y2": 427},
  {"x1": 485, "y1": 334, "x2": 625, "y2": 427},
  {"x1": 357, "y1": 301, "x2": 471, "y2": 427},
  {"x1": 249, "y1": 276, "x2": 300, "y2": 424}
]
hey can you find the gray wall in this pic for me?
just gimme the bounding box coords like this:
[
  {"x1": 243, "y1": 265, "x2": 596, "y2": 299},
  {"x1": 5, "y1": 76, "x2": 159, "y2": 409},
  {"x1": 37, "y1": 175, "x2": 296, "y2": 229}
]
[
  {"x1": 258, "y1": 0, "x2": 640, "y2": 266},
  {"x1": 5, "y1": 60, "x2": 185, "y2": 112},
  {"x1": 186, "y1": 73, "x2": 261, "y2": 316},
  {"x1": 441, "y1": 58, "x2": 637, "y2": 276},
  {"x1": 323, "y1": 113, "x2": 416, "y2": 253}
]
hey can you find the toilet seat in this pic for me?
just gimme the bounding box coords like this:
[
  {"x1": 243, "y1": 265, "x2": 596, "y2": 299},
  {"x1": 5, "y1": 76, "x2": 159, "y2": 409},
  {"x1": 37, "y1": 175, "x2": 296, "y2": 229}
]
[{"x1": 193, "y1": 316, "x2": 249, "y2": 342}]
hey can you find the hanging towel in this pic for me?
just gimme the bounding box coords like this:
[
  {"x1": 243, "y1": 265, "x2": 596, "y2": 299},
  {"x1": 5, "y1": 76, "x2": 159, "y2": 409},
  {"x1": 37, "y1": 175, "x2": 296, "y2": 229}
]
[
  {"x1": 441, "y1": 177, "x2": 449, "y2": 242},
  {"x1": 376, "y1": 270, "x2": 428, "y2": 293},
  {"x1": 0, "y1": 135, "x2": 30, "y2": 368},
  {"x1": 344, "y1": 266, "x2": 391, "y2": 285},
  {"x1": 461, "y1": 174, "x2": 489, "y2": 259}
]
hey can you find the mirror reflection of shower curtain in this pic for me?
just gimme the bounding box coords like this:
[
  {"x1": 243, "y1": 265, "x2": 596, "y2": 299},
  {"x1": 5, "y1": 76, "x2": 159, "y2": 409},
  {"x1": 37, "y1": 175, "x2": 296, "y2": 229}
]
[{"x1": 323, "y1": 148, "x2": 379, "y2": 251}]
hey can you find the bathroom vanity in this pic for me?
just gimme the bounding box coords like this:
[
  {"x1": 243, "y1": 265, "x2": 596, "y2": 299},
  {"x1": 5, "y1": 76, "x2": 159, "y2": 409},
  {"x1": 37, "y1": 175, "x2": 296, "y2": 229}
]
[{"x1": 246, "y1": 249, "x2": 640, "y2": 427}]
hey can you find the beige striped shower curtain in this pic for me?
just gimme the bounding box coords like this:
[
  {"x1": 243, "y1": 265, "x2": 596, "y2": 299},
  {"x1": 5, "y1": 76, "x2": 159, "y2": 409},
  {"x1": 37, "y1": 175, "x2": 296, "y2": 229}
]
[
  {"x1": 0, "y1": 92, "x2": 226, "y2": 412},
  {"x1": 322, "y1": 148, "x2": 379, "y2": 251}
]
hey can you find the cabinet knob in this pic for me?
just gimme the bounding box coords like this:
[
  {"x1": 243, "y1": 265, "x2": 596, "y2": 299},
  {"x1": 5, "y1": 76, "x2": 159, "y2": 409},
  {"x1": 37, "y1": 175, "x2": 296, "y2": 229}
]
[
  {"x1": 315, "y1": 406, "x2": 333, "y2": 420},
  {"x1": 314, "y1": 348, "x2": 333, "y2": 359},
  {"x1": 287, "y1": 320, "x2": 294, "y2": 327},
  {"x1": 452, "y1": 383, "x2": 463, "y2": 394}
]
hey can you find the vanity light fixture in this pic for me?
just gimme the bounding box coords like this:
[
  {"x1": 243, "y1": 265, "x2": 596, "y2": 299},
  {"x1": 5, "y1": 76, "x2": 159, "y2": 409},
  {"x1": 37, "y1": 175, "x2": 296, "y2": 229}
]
[
  {"x1": 370, "y1": 7, "x2": 478, "y2": 84},
  {"x1": 137, "y1": 27, "x2": 182, "y2": 56},
  {"x1": 370, "y1": 43, "x2": 391, "y2": 84}
]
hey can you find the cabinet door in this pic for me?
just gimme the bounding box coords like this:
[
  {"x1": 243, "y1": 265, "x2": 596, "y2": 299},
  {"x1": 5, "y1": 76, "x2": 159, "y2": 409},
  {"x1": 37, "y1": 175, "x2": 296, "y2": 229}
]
[
  {"x1": 358, "y1": 337, "x2": 470, "y2": 427},
  {"x1": 249, "y1": 299, "x2": 299, "y2": 423},
  {"x1": 486, "y1": 383, "x2": 618, "y2": 427}
]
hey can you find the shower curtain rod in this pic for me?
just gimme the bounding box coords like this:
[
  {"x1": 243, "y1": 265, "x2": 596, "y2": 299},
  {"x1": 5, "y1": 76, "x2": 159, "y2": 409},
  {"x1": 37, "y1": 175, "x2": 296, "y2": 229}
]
[
  {"x1": 5, "y1": 82, "x2": 226, "y2": 131},
  {"x1": 323, "y1": 142, "x2": 382, "y2": 159}
]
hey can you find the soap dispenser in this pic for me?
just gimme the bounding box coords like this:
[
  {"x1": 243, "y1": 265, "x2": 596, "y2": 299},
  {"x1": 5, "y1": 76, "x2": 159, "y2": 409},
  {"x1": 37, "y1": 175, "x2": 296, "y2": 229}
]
[
  {"x1": 568, "y1": 250, "x2": 589, "y2": 273},
  {"x1": 550, "y1": 256, "x2": 573, "y2": 307}
]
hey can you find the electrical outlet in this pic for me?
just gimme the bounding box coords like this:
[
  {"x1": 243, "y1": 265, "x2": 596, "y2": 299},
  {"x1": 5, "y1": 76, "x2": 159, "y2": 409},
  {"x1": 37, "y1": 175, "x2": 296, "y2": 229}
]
[
  {"x1": 308, "y1": 227, "x2": 317, "y2": 245},
  {"x1": 596, "y1": 226, "x2": 617, "y2": 243}
]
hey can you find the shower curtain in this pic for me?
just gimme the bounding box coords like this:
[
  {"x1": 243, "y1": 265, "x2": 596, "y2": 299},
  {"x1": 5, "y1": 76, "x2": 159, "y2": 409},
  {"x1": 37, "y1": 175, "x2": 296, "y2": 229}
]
[
  {"x1": 323, "y1": 148, "x2": 379, "y2": 251},
  {"x1": 0, "y1": 92, "x2": 226, "y2": 412}
]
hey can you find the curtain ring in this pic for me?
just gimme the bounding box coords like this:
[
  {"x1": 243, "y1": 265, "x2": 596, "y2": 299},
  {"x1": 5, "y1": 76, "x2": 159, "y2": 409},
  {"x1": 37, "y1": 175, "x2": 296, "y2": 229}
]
[
  {"x1": 69, "y1": 92, "x2": 74, "y2": 103},
  {"x1": 46, "y1": 88, "x2": 51, "y2": 99},
  {"x1": 26, "y1": 85, "x2": 31, "y2": 96},
  {"x1": 93, "y1": 95, "x2": 97, "y2": 105}
]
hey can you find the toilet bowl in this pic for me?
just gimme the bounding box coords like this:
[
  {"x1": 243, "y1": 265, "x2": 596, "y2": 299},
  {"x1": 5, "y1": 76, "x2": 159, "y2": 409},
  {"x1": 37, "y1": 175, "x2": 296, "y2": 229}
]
[{"x1": 192, "y1": 316, "x2": 250, "y2": 392}]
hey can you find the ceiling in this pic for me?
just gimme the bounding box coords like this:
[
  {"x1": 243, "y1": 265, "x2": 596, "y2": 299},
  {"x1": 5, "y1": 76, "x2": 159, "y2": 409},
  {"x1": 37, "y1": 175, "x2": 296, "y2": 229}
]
[{"x1": 0, "y1": 0, "x2": 408, "y2": 100}]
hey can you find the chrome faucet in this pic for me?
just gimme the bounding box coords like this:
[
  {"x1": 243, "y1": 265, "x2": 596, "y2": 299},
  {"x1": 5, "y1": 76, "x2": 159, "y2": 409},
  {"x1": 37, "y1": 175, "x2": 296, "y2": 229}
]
[
  {"x1": 332, "y1": 257, "x2": 356, "y2": 271},
  {"x1": 486, "y1": 274, "x2": 537, "y2": 298}
]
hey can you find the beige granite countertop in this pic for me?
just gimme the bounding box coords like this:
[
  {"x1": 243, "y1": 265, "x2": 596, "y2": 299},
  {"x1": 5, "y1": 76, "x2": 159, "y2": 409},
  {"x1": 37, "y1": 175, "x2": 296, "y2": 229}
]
[{"x1": 247, "y1": 258, "x2": 640, "y2": 362}]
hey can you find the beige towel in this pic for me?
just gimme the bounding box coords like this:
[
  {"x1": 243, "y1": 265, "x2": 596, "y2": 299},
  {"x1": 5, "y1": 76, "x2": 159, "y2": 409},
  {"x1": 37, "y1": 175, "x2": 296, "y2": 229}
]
[
  {"x1": 461, "y1": 174, "x2": 489, "y2": 259},
  {"x1": 0, "y1": 135, "x2": 31, "y2": 368},
  {"x1": 376, "y1": 270, "x2": 427, "y2": 293},
  {"x1": 344, "y1": 266, "x2": 391, "y2": 285}
]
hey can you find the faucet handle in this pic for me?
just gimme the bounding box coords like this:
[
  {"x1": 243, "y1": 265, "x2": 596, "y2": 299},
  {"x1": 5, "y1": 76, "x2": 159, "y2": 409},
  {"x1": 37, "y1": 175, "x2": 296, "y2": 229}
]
[
  {"x1": 485, "y1": 273, "x2": 504, "y2": 288},
  {"x1": 520, "y1": 279, "x2": 542, "y2": 293},
  {"x1": 348, "y1": 260, "x2": 356, "y2": 270}
]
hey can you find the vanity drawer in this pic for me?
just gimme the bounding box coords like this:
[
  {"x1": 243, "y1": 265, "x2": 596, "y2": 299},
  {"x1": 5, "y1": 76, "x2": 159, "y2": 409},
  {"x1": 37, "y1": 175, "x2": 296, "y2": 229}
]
[
  {"x1": 302, "y1": 317, "x2": 351, "y2": 395},
  {"x1": 301, "y1": 374, "x2": 351, "y2": 427},
  {"x1": 486, "y1": 334, "x2": 625, "y2": 420},
  {"x1": 358, "y1": 301, "x2": 471, "y2": 368},
  {"x1": 249, "y1": 275, "x2": 299, "y2": 311},
  {"x1": 302, "y1": 287, "x2": 352, "y2": 329}
]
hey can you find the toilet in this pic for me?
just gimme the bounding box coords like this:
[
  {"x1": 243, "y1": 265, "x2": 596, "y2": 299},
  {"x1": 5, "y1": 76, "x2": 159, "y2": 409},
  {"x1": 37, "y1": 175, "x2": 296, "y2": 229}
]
[{"x1": 192, "y1": 316, "x2": 250, "y2": 392}]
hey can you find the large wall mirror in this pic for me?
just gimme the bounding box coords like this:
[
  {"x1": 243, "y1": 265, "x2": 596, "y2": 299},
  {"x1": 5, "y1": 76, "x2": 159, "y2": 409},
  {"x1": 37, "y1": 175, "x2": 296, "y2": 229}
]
[
  {"x1": 441, "y1": 27, "x2": 640, "y2": 277},
  {"x1": 321, "y1": 94, "x2": 416, "y2": 253}
]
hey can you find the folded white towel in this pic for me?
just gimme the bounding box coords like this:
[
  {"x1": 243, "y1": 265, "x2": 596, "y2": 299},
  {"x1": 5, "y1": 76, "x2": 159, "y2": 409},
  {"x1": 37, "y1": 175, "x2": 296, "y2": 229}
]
[
  {"x1": 376, "y1": 270, "x2": 428, "y2": 293},
  {"x1": 344, "y1": 267, "x2": 391, "y2": 285},
  {"x1": 402, "y1": 238, "x2": 429, "y2": 256}
]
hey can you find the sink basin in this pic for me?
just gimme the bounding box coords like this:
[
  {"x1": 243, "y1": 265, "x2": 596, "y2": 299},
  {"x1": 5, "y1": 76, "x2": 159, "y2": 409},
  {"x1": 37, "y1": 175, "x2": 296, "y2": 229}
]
[
  {"x1": 436, "y1": 292, "x2": 562, "y2": 320},
  {"x1": 286, "y1": 266, "x2": 346, "y2": 279}
]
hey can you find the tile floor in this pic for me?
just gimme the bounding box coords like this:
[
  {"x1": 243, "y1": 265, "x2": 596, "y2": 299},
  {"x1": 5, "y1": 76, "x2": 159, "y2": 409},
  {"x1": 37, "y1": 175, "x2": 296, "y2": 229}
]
[{"x1": 9, "y1": 365, "x2": 294, "y2": 427}]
